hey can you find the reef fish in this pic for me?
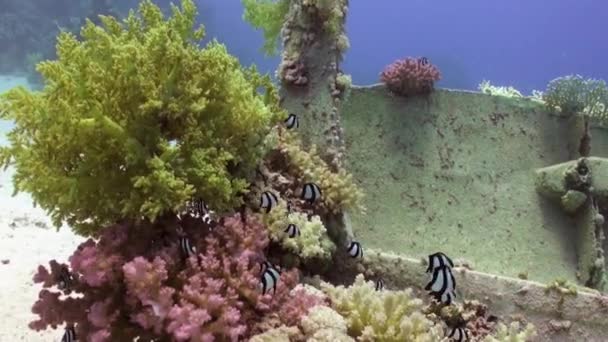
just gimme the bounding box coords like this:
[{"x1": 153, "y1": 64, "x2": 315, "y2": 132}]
[
  {"x1": 426, "y1": 252, "x2": 454, "y2": 274},
  {"x1": 447, "y1": 326, "x2": 469, "y2": 342},
  {"x1": 418, "y1": 57, "x2": 429, "y2": 66},
  {"x1": 179, "y1": 236, "x2": 197, "y2": 257},
  {"x1": 260, "y1": 261, "x2": 281, "y2": 295},
  {"x1": 286, "y1": 200, "x2": 293, "y2": 214},
  {"x1": 285, "y1": 113, "x2": 299, "y2": 129},
  {"x1": 284, "y1": 223, "x2": 300, "y2": 238},
  {"x1": 347, "y1": 240, "x2": 363, "y2": 258},
  {"x1": 179, "y1": 198, "x2": 215, "y2": 225},
  {"x1": 301, "y1": 183, "x2": 322, "y2": 203},
  {"x1": 57, "y1": 266, "x2": 73, "y2": 290},
  {"x1": 425, "y1": 265, "x2": 456, "y2": 305},
  {"x1": 375, "y1": 278, "x2": 385, "y2": 291},
  {"x1": 260, "y1": 191, "x2": 279, "y2": 213},
  {"x1": 61, "y1": 326, "x2": 77, "y2": 342}
]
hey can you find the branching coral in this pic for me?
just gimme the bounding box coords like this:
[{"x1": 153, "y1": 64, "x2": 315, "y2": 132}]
[
  {"x1": 319, "y1": 274, "x2": 444, "y2": 341},
  {"x1": 542, "y1": 74, "x2": 608, "y2": 121},
  {"x1": 301, "y1": 305, "x2": 355, "y2": 341},
  {"x1": 264, "y1": 200, "x2": 335, "y2": 261},
  {"x1": 0, "y1": 0, "x2": 283, "y2": 234},
  {"x1": 30, "y1": 213, "x2": 301, "y2": 341},
  {"x1": 380, "y1": 57, "x2": 441, "y2": 97},
  {"x1": 277, "y1": 131, "x2": 364, "y2": 215}
]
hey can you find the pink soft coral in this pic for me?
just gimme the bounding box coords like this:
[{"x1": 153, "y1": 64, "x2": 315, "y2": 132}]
[
  {"x1": 30, "y1": 213, "x2": 300, "y2": 341},
  {"x1": 380, "y1": 56, "x2": 441, "y2": 96},
  {"x1": 279, "y1": 285, "x2": 328, "y2": 327}
]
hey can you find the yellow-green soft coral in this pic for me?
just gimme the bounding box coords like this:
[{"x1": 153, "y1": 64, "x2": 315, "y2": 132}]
[
  {"x1": 320, "y1": 274, "x2": 444, "y2": 341},
  {"x1": 280, "y1": 132, "x2": 364, "y2": 214},
  {"x1": 0, "y1": 0, "x2": 282, "y2": 234},
  {"x1": 242, "y1": 0, "x2": 290, "y2": 55},
  {"x1": 265, "y1": 200, "x2": 335, "y2": 260}
]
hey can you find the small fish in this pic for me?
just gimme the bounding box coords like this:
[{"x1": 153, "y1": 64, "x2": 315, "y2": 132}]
[
  {"x1": 260, "y1": 191, "x2": 279, "y2": 213},
  {"x1": 179, "y1": 236, "x2": 197, "y2": 257},
  {"x1": 286, "y1": 200, "x2": 293, "y2": 214},
  {"x1": 426, "y1": 252, "x2": 454, "y2": 274},
  {"x1": 447, "y1": 326, "x2": 469, "y2": 342},
  {"x1": 179, "y1": 198, "x2": 216, "y2": 225},
  {"x1": 284, "y1": 113, "x2": 299, "y2": 129},
  {"x1": 61, "y1": 326, "x2": 77, "y2": 342},
  {"x1": 260, "y1": 260, "x2": 274, "y2": 274},
  {"x1": 57, "y1": 266, "x2": 72, "y2": 290},
  {"x1": 347, "y1": 240, "x2": 363, "y2": 258},
  {"x1": 260, "y1": 262, "x2": 281, "y2": 295},
  {"x1": 430, "y1": 290, "x2": 456, "y2": 306},
  {"x1": 375, "y1": 278, "x2": 385, "y2": 291},
  {"x1": 301, "y1": 183, "x2": 321, "y2": 203},
  {"x1": 284, "y1": 223, "x2": 300, "y2": 238},
  {"x1": 418, "y1": 57, "x2": 429, "y2": 66},
  {"x1": 425, "y1": 265, "x2": 456, "y2": 305}
]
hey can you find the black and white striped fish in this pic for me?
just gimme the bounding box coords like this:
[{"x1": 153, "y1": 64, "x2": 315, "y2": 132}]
[
  {"x1": 179, "y1": 236, "x2": 197, "y2": 257},
  {"x1": 425, "y1": 265, "x2": 456, "y2": 305},
  {"x1": 431, "y1": 290, "x2": 455, "y2": 306},
  {"x1": 284, "y1": 113, "x2": 299, "y2": 129},
  {"x1": 260, "y1": 191, "x2": 279, "y2": 213},
  {"x1": 347, "y1": 240, "x2": 363, "y2": 258},
  {"x1": 284, "y1": 223, "x2": 300, "y2": 238},
  {"x1": 375, "y1": 278, "x2": 385, "y2": 291},
  {"x1": 426, "y1": 252, "x2": 454, "y2": 274},
  {"x1": 301, "y1": 183, "x2": 321, "y2": 203},
  {"x1": 447, "y1": 326, "x2": 469, "y2": 342},
  {"x1": 260, "y1": 261, "x2": 281, "y2": 295},
  {"x1": 418, "y1": 57, "x2": 429, "y2": 66},
  {"x1": 61, "y1": 326, "x2": 77, "y2": 342},
  {"x1": 179, "y1": 197, "x2": 215, "y2": 225},
  {"x1": 57, "y1": 266, "x2": 73, "y2": 290}
]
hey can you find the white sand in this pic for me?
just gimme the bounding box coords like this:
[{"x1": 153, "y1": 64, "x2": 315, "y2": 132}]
[{"x1": 0, "y1": 76, "x2": 83, "y2": 341}]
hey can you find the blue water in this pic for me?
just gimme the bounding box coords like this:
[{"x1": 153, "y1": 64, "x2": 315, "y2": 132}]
[
  {"x1": 2, "y1": 1, "x2": 606, "y2": 98},
  {"x1": 195, "y1": 0, "x2": 608, "y2": 94}
]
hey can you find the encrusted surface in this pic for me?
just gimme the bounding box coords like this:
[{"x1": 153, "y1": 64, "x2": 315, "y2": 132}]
[{"x1": 339, "y1": 85, "x2": 608, "y2": 284}]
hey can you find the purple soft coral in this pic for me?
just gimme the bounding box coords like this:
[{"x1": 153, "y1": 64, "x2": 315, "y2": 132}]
[
  {"x1": 380, "y1": 56, "x2": 441, "y2": 96},
  {"x1": 30, "y1": 213, "x2": 300, "y2": 341}
]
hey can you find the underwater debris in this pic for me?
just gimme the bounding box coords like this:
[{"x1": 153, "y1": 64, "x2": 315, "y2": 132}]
[{"x1": 380, "y1": 56, "x2": 441, "y2": 96}]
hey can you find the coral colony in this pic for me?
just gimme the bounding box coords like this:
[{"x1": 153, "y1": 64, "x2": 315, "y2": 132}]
[
  {"x1": 380, "y1": 56, "x2": 442, "y2": 96},
  {"x1": 1, "y1": 0, "x2": 575, "y2": 340}
]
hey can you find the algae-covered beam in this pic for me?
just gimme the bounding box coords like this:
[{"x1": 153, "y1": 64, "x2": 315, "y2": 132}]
[
  {"x1": 272, "y1": 0, "x2": 356, "y2": 247},
  {"x1": 535, "y1": 157, "x2": 608, "y2": 291}
]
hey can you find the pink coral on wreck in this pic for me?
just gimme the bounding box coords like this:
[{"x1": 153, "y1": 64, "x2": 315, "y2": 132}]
[
  {"x1": 30, "y1": 213, "x2": 300, "y2": 341},
  {"x1": 380, "y1": 57, "x2": 441, "y2": 96}
]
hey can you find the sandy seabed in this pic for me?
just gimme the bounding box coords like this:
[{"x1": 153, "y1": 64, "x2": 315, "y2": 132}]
[{"x1": 0, "y1": 75, "x2": 83, "y2": 341}]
